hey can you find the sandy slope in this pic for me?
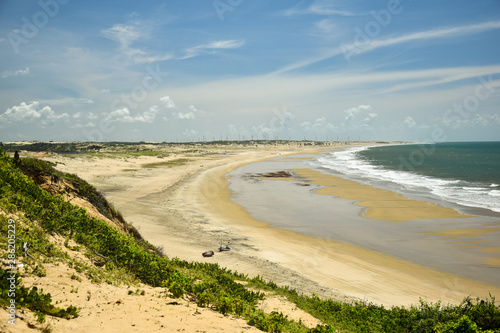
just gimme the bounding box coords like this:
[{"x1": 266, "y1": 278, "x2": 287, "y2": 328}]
[{"x1": 0, "y1": 256, "x2": 263, "y2": 333}]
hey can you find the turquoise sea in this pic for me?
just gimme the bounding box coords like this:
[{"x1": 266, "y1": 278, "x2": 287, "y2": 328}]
[{"x1": 314, "y1": 142, "x2": 500, "y2": 215}]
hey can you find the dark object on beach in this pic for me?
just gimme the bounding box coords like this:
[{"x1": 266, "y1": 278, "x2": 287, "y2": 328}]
[
  {"x1": 219, "y1": 245, "x2": 231, "y2": 252},
  {"x1": 218, "y1": 236, "x2": 231, "y2": 252},
  {"x1": 243, "y1": 170, "x2": 293, "y2": 182},
  {"x1": 202, "y1": 250, "x2": 214, "y2": 257},
  {"x1": 261, "y1": 171, "x2": 292, "y2": 178}
]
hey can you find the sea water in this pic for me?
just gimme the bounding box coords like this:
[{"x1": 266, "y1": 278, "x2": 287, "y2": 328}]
[{"x1": 312, "y1": 142, "x2": 500, "y2": 215}]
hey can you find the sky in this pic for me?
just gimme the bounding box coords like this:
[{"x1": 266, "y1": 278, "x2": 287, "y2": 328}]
[{"x1": 1, "y1": 0, "x2": 500, "y2": 142}]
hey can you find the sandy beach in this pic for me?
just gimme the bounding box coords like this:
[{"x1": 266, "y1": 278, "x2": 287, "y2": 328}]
[{"x1": 41, "y1": 142, "x2": 500, "y2": 307}]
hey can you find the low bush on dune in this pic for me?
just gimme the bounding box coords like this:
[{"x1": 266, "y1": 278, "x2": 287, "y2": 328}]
[{"x1": 1, "y1": 146, "x2": 499, "y2": 332}]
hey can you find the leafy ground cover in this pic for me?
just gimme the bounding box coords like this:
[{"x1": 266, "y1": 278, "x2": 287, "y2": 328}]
[{"x1": 1, "y1": 146, "x2": 499, "y2": 332}]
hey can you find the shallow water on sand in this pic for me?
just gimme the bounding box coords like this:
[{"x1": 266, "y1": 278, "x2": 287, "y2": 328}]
[{"x1": 227, "y1": 153, "x2": 500, "y2": 288}]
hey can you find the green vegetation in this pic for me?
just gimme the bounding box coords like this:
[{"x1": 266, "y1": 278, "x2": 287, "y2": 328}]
[
  {"x1": 142, "y1": 158, "x2": 190, "y2": 168},
  {"x1": 17, "y1": 156, "x2": 146, "y2": 245},
  {"x1": 0, "y1": 267, "x2": 79, "y2": 319},
  {"x1": 1, "y1": 146, "x2": 499, "y2": 332}
]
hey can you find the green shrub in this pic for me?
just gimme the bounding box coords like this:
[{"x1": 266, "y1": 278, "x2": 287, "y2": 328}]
[
  {"x1": 435, "y1": 315, "x2": 478, "y2": 333},
  {"x1": 0, "y1": 267, "x2": 79, "y2": 319}
]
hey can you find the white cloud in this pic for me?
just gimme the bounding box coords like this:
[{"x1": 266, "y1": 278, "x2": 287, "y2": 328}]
[
  {"x1": 173, "y1": 105, "x2": 201, "y2": 120},
  {"x1": 176, "y1": 111, "x2": 195, "y2": 120},
  {"x1": 106, "y1": 106, "x2": 159, "y2": 123},
  {"x1": 141, "y1": 105, "x2": 159, "y2": 123},
  {"x1": 181, "y1": 39, "x2": 245, "y2": 59},
  {"x1": 1, "y1": 67, "x2": 30, "y2": 78},
  {"x1": 301, "y1": 117, "x2": 336, "y2": 132},
  {"x1": 251, "y1": 123, "x2": 275, "y2": 139},
  {"x1": 344, "y1": 105, "x2": 372, "y2": 119},
  {"x1": 107, "y1": 108, "x2": 131, "y2": 122},
  {"x1": 364, "y1": 113, "x2": 378, "y2": 122},
  {"x1": 463, "y1": 113, "x2": 500, "y2": 127},
  {"x1": 404, "y1": 116, "x2": 417, "y2": 128},
  {"x1": 342, "y1": 105, "x2": 376, "y2": 129},
  {"x1": 0, "y1": 101, "x2": 69, "y2": 127},
  {"x1": 160, "y1": 96, "x2": 176, "y2": 108}
]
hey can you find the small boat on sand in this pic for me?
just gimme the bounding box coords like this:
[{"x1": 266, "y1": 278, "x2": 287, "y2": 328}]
[
  {"x1": 218, "y1": 236, "x2": 231, "y2": 252},
  {"x1": 219, "y1": 245, "x2": 231, "y2": 252},
  {"x1": 202, "y1": 250, "x2": 214, "y2": 257}
]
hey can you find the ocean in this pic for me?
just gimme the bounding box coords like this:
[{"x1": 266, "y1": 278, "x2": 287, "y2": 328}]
[{"x1": 313, "y1": 142, "x2": 500, "y2": 215}]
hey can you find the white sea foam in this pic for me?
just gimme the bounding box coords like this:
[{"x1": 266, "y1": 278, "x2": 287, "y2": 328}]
[{"x1": 311, "y1": 146, "x2": 500, "y2": 214}]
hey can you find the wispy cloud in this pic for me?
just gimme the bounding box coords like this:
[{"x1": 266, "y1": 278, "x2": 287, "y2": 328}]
[
  {"x1": 180, "y1": 39, "x2": 245, "y2": 59},
  {"x1": 308, "y1": 18, "x2": 339, "y2": 37},
  {"x1": 275, "y1": 21, "x2": 500, "y2": 74},
  {"x1": 1, "y1": 67, "x2": 30, "y2": 78},
  {"x1": 38, "y1": 97, "x2": 94, "y2": 106},
  {"x1": 283, "y1": 1, "x2": 361, "y2": 17},
  {"x1": 133, "y1": 53, "x2": 173, "y2": 64},
  {"x1": 102, "y1": 21, "x2": 172, "y2": 63},
  {"x1": 102, "y1": 22, "x2": 146, "y2": 51},
  {"x1": 356, "y1": 20, "x2": 500, "y2": 55}
]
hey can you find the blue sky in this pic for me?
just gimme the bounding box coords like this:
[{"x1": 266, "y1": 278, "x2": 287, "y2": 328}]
[{"x1": 1, "y1": 0, "x2": 500, "y2": 142}]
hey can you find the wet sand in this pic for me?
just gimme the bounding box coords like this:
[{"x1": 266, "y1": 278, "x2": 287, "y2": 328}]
[
  {"x1": 225, "y1": 154, "x2": 500, "y2": 295},
  {"x1": 295, "y1": 168, "x2": 471, "y2": 221}
]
